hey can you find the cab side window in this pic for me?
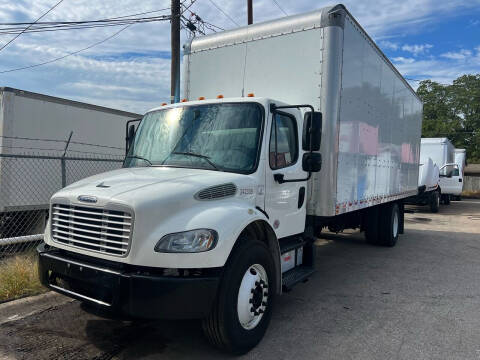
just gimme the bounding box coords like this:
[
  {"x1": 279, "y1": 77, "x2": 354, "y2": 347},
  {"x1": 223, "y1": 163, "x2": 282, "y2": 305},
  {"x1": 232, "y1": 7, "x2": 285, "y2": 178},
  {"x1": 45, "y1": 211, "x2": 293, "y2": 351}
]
[{"x1": 269, "y1": 112, "x2": 298, "y2": 169}]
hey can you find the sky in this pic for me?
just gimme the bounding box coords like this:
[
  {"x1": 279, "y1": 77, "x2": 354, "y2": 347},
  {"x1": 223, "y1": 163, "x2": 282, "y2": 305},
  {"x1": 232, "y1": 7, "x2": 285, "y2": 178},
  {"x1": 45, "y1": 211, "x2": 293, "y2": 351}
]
[{"x1": 0, "y1": 0, "x2": 479, "y2": 114}]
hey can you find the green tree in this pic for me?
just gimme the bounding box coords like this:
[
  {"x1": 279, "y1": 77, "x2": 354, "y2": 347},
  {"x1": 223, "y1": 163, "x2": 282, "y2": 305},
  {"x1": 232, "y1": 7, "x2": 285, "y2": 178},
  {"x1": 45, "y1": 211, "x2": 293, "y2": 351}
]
[{"x1": 417, "y1": 74, "x2": 480, "y2": 162}]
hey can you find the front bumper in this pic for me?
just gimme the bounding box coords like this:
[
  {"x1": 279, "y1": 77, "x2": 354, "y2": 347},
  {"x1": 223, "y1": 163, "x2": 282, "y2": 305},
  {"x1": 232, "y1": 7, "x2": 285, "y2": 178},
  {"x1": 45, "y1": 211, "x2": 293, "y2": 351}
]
[{"x1": 37, "y1": 243, "x2": 221, "y2": 319}]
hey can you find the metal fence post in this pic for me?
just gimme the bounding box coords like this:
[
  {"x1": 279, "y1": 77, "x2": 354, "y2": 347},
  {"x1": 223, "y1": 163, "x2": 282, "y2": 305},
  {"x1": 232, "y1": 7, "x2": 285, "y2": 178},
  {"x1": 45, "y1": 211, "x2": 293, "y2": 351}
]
[{"x1": 61, "y1": 131, "x2": 73, "y2": 188}]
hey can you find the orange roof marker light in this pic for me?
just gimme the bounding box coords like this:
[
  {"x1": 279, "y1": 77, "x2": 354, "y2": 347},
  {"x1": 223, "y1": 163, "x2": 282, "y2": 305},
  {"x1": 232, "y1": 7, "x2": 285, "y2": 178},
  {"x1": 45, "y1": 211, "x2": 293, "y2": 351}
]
[
  {"x1": 161, "y1": 102, "x2": 167, "y2": 106},
  {"x1": 247, "y1": 93, "x2": 255, "y2": 97},
  {"x1": 217, "y1": 94, "x2": 224, "y2": 99},
  {"x1": 198, "y1": 96, "x2": 205, "y2": 100},
  {"x1": 181, "y1": 98, "x2": 188, "y2": 102}
]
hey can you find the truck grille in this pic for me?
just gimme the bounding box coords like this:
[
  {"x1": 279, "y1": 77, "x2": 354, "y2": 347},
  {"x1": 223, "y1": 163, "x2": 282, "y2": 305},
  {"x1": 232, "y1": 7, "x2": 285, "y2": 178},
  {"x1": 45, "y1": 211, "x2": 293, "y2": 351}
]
[{"x1": 51, "y1": 204, "x2": 133, "y2": 257}]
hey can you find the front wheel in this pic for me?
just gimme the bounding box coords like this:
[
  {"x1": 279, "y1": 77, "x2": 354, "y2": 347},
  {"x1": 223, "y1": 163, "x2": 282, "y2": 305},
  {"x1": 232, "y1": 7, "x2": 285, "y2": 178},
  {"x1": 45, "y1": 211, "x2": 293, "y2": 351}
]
[
  {"x1": 430, "y1": 191, "x2": 440, "y2": 213},
  {"x1": 202, "y1": 237, "x2": 277, "y2": 354}
]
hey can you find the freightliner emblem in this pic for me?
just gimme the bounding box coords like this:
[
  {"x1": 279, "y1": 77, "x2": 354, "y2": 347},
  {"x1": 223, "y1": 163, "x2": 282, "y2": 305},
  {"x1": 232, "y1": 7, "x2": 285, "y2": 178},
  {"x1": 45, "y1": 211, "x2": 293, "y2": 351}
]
[{"x1": 77, "y1": 195, "x2": 97, "y2": 203}]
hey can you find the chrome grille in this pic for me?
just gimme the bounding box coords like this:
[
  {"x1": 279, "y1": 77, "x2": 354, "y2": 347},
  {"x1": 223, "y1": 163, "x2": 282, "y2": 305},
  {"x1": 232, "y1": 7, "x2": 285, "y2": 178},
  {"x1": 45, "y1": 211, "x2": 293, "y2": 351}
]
[
  {"x1": 195, "y1": 183, "x2": 237, "y2": 200},
  {"x1": 51, "y1": 204, "x2": 132, "y2": 257}
]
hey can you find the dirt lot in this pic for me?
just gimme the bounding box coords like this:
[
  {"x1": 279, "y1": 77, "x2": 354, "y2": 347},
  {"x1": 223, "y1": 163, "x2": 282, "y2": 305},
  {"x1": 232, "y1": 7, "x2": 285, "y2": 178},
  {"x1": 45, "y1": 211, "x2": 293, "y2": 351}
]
[{"x1": 1, "y1": 199, "x2": 480, "y2": 360}]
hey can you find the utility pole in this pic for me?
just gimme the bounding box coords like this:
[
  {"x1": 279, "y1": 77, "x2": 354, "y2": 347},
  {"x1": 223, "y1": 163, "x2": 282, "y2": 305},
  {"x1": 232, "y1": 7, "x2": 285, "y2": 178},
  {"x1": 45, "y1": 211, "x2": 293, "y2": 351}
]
[
  {"x1": 247, "y1": 0, "x2": 253, "y2": 25},
  {"x1": 171, "y1": 0, "x2": 181, "y2": 103}
]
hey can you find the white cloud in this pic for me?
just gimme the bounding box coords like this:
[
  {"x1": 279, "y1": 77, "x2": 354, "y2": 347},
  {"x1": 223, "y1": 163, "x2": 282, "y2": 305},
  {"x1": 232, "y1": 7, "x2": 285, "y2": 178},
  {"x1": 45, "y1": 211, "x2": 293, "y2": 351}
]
[
  {"x1": 0, "y1": 0, "x2": 480, "y2": 113},
  {"x1": 394, "y1": 53, "x2": 480, "y2": 86},
  {"x1": 401, "y1": 43, "x2": 433, "y2": 55},
  {"x1": 380, "y1": 40, "x2": 399, "y2": 51},
  {"x1": 393, "y1": 57, "x2": 416, "y2": 64},
  {"x1": 441, "y1": 49, "x2": 473, "y2": 60}
]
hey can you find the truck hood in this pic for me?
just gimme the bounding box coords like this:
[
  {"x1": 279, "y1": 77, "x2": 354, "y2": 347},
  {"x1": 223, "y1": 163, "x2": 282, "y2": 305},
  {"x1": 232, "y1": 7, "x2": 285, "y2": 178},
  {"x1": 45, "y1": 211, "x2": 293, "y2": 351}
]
[{"x1": 53, "y1": 166, "x2": 256, "y2": 207}]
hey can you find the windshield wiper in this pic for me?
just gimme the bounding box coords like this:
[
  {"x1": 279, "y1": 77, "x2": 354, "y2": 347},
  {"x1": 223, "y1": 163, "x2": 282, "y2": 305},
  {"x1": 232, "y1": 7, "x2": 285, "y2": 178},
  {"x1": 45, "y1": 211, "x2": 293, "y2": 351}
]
[
  {"x1": 170, "y1": 151, "x2": 220, "y2": 170},
  {"x1": 125, "y1": 154, "x2": 152, "y2": 166}
]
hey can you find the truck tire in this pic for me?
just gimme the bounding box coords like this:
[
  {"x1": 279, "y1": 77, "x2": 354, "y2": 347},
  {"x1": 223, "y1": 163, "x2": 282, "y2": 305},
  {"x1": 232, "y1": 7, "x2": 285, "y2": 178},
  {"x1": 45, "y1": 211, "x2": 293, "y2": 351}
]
[
  {"x1": 443, "y1": 194, "x2": 451, "y2": 205},
  {"x1": 202, "y1": 237, "x2": 277, "y2": 354},
  {"x1": 377, "y1": 203, "x2": 400, "y2": 247},
  {"x1": 430, "y1": 191, "x2": 440, "y2": 213},
  {"x1": 365, "y1": 206, "x2": 380, "y2": 245}
]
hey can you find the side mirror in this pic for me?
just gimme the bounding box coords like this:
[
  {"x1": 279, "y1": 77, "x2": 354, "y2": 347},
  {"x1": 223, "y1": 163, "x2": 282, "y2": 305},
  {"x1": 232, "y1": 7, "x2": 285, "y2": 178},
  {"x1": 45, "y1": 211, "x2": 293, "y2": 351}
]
[
  {"x1": 303, "y1": 111, "x2": 322, "y2": 151},
  {"x1": 302, "y1": 152, "x2": 322, "y2": 173},
  {"x1": 126, "y1": 124, "x2": 136, "y2": 155}
]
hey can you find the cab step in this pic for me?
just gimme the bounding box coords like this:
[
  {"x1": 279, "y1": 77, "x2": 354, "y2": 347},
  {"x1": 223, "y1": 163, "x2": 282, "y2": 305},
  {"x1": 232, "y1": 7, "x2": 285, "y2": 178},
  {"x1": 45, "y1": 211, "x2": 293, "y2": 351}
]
[
  {"x1": 279, "y1": 235, "x2": 307, "y2": 254},
  {"x1": 282, "y1": 265, "x2": 315, "y2": 292}
]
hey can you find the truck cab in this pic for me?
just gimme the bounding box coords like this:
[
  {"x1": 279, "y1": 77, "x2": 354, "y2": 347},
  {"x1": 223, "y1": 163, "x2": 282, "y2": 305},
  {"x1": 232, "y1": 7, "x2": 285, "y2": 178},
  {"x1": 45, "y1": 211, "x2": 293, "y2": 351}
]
[
  {"x1": 439, "y1": 163, "x2": 463, "y2": 201},
  {"x1": 38, "y1": 97, "x2": 322, "y2": 353}
]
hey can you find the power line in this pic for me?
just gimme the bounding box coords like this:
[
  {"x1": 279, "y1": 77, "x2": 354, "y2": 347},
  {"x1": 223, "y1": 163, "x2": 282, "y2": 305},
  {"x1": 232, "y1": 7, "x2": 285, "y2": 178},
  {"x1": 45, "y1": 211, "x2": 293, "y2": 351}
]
[
  {"x1": 0, "y1": 24, "x2": 132, "y2": 74},
  {"x1": 0, "y1": 8, "x2": 171, "y2": 26},
  {"x1": 0, "y1": 0, "x2": 66, "y2": 53},
  {"x1": 0, "y1": 15, "x2": 171, "y2": 35},
  {"x1": 207, "y1": 0, "x2": 239, "y2": 27},
  {"x1": 271, "y1": 0, "x2": 288, "y2": 16}
]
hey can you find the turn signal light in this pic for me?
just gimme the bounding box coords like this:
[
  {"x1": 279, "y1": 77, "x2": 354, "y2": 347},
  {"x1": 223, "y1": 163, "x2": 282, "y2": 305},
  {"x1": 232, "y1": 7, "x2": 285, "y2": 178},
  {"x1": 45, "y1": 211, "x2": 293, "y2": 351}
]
[
  {"x1": 198, "y1": 96, "x2": 205, "y2": 100},
  {"x1": 247, "y1": 93, "x2": 255, "y2": 97},
  {"x1": 217, "y1": 94, "x2": 224, "y2": 99},
  {"x1": 181, "y1": 98, "x2": 187, "y2": 102},
  {"x1": 161, "y1": 102, "x2": 167, "y2": 106}
]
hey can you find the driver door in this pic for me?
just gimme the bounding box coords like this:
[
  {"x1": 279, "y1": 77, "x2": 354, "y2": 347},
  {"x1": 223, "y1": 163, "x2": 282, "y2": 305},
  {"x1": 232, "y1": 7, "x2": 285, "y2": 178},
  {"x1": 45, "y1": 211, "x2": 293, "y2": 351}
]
[
  {"x1": 264, "y1": 109, "x2": 307, "y2": 238},
  {"x1": 439, "y1": 163, "x2": 462, "y2": 194}
]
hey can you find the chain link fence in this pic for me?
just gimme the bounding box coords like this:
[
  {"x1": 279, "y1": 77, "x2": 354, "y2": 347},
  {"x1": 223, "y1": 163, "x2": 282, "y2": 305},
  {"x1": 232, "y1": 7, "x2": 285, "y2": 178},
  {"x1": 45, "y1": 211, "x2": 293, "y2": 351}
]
[{"x1": 0, "y1": 148, "x2": 124, "y2": 301}]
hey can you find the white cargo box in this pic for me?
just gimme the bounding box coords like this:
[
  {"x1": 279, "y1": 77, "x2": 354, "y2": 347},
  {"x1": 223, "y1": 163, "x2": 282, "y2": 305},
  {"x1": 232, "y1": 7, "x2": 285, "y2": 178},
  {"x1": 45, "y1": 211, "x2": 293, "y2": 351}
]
[
  {"x1": 420, "y1": 138, "x2": 454, "y2": 169},
  {"x1": 0, "y1": 88, "x2": 141, "y2": 212},
  {"x1": 184, "y1": 4, "x2": 423, "y2": 217}
]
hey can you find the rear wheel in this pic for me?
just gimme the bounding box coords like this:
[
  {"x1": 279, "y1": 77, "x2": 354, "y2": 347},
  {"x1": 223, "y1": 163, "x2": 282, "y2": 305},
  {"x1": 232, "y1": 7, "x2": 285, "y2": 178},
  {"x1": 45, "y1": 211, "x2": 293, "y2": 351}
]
[
  {"x1": 443, "y1": 194, "x2": 451, "y2": 205},
  {"x1": 202, "y1": 237, "x2": 276, "y2": 354},
  {"x1": 377, "y1": 203, "x2": 400, "y2": 247},
  {"x1": 429, "y1": 191, "x2": 440, "y2": 213}
]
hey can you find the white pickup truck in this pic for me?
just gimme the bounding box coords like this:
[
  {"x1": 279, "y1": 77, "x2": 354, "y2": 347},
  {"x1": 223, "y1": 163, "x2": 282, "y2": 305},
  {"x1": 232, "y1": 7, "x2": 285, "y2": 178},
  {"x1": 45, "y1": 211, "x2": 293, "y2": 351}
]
[{"x1": 38, "y1": 4, "x2": 422, "y2": 354}]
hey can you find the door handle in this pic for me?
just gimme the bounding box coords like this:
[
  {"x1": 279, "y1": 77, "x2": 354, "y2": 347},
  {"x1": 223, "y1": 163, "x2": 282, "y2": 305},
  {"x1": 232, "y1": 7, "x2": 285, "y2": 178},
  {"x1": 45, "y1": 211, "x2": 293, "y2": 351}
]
[
  {"x1": 459, "y1": 178, "x2": 462, "y2": 182},
  {"x1": 274, "y1": 173, "x2": 285, "y2": 184}
]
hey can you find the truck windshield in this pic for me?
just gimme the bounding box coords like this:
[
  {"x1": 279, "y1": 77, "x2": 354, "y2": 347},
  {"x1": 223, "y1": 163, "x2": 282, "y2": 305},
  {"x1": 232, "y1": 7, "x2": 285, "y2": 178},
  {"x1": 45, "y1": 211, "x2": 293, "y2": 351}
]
[{"x1": 124, "y1": 103, "x2": 263, "y2": 173}]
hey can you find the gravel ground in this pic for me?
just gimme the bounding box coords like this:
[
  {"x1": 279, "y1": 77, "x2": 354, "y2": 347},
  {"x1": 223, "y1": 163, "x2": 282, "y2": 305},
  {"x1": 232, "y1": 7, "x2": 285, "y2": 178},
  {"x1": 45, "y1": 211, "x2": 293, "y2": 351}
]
[{"x1": 1, "y1": 199, "x2": 480, "y2": 360}]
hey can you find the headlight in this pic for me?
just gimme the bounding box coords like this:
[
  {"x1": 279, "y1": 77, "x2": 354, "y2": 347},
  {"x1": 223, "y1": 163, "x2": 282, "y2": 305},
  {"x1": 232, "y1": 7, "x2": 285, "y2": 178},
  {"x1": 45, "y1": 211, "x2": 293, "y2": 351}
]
[{"x1": 154, "y1": 229, "x2": 218, "y2": 253}]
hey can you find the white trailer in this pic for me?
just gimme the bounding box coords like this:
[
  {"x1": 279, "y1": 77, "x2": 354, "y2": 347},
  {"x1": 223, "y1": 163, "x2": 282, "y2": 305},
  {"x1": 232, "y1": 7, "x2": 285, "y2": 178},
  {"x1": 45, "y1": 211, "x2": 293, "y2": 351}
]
[
  {"x1": 38, "y1": 5, "x2": 422, "y2": 354},
  {"x1": 420, "y1": 138, "x2": 458, "y2": 204},
  {"x1": 0, "y1": 87, "x2": 141, "y2": 239},
  {"x1": 455, "y1": 149, "x2": 467, "y2": 173},
  {"x1": 420, "y1": 137, "x2": 455, "y2": 168}
]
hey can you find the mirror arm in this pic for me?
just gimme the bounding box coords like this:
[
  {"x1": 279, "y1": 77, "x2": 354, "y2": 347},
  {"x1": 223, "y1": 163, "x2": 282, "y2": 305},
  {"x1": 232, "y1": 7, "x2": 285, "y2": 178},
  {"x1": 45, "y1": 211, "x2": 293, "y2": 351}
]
[
  {"x1": 125, "y1": 117, "x2": 142, "y2": 156},
  {"x1": 270, "y1": 103, "x2": 316, "y2": 183}
]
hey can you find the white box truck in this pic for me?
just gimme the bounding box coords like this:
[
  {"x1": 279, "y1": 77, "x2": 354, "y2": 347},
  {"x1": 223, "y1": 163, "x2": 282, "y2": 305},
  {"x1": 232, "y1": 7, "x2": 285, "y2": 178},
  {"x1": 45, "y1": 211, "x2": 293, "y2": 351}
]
[
  {"x1": 0, "y1": 87, "x2": 141, "y2": 240},
  {"x1": 38, "y1": 5, "x2": 422, "y2": 354},
  {"x1": 452, "y1": 148, "x2": 467, "y2": 200},
  {"x1": 406, "y1": 157, "x2": 441, "y2": 212},
  {"x1": 420, "y1": 138, "x2": 458, "y2": 204}
]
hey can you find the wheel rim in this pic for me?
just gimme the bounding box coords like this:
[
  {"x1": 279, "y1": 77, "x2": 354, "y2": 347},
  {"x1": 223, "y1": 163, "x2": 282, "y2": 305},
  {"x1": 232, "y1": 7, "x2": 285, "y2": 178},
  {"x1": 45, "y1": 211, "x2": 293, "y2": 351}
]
[
  {"x1": 393, "y1": 209, "x2": 399, "y2": 238},
  {"x1": 237, "y1": 264, "x2": 269, "y2": 330}
]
